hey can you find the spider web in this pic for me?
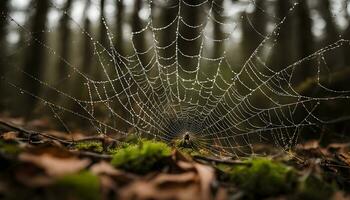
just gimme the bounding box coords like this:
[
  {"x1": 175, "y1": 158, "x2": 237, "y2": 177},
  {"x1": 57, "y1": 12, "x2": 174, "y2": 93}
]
[{"x1": 2, "y1": 0, "x2": 350, "y2": 158}]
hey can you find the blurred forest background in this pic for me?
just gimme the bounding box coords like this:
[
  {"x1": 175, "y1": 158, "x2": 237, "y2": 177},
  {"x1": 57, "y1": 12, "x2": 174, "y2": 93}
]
[{"x1": 0, "y1": 0, "x2": 350, "y2": 135}]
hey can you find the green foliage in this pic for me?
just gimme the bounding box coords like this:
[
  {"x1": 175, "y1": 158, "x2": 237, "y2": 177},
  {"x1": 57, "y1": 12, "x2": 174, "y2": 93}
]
[
  {"x1": 174, "y1": 136, "x2": 211, "y2": 157},
  {"x1": 122, "y1": 133, "x2": 141, "y2": 145},
  {"x1": 54, "y1": 171, "x2": 101, "y2": 200},
  {"x1": 218, "y1": 157, "x2": 297, "y2": 198},
  {"x1": 296, "y1": 174, "x2": 335, "y2": 200},
  {"x1": 111, "y1": 140, "x2": 172, "y2": 174},
  {"x1": 74, "y1": 141, "x2": 103, "y2": 153},
  {"x1": 0, "y1": 141, "x2": 21, "y2": 155}
]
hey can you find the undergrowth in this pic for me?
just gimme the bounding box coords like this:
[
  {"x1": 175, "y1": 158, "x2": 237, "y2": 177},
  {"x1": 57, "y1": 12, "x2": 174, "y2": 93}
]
[
  {"x1": 53, "y1": 171, "x2": 100, "y2": 200},
  {"x1": 110, "y1": 140, "x2": 172, "y2": 174},
  {"x1": 216, "y1": 157, "x2": 335, "y2": 199}
]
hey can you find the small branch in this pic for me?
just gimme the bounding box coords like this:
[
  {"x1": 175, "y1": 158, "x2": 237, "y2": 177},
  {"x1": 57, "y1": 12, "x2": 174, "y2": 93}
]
[
  {"x1": 0, "y1": 119, "x2": 120, "y2": 146},
  {"x1": 193, "y1": 155, "x2": 251, "y2": 166},
  {"x1": 0, "y1": 119, "x2": 72, "y2": 145},
  {"x1": 72, "y1": 150, "x2": 112, "y2": 159}
]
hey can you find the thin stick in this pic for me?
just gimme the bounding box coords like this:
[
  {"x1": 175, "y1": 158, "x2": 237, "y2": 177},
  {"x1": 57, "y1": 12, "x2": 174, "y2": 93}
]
[
  {"x1": 72, "y1": 150, "x2": 112, "y2": 159},
  {"x1": 0, "y1": 119, "x2": 120, "y2": 145},
  {"x1": 193, "y1": 155, "x2": 251, "y2": 166},
  {"x1": 0, "y1": 119, "x2": 72, "y2": 145}
]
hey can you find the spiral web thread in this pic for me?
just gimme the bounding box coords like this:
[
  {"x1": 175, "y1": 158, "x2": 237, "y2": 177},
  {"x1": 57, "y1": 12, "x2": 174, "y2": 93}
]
[{"x1": 4, "y1": 0, "x2": 350, "y2": 158}]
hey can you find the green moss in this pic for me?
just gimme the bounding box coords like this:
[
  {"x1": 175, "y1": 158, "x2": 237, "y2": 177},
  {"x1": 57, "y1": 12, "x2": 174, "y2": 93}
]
[
  {"x1": 111, "y1": 140, "x2": 172, "y2": 174},
  {"x1": 122, "y1": 133, "x2": 141, "y2": 145},
  {"x1": 174, "y1": 138, "x2": 211, "y2": 157},
  {"x1": 75, "y1": 141, "x2": 104, "y2": 153},
  {"x1": 296, "y1": 174, "x2": 335, "y2": 200},
  {"x1": 0, "y1": 141, "x2": 21, "y2": 155},
  {"x1": 54, "y1": 171, "x2": 100, "y2": 200},
  {"x1": 217, "y1": 157, "x2": 297, "y2": 198}
]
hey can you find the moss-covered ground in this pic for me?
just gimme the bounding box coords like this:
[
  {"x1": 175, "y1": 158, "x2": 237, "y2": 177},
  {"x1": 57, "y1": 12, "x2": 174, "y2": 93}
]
[{"x1": 0, "y1": 129, "x2": 349, "y2": 200}]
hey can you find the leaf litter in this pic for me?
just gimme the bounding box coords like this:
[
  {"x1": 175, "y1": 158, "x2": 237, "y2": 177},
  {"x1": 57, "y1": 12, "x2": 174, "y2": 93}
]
[{"x1": 0, "y1": 117, "x2": 350, "y2": 200}]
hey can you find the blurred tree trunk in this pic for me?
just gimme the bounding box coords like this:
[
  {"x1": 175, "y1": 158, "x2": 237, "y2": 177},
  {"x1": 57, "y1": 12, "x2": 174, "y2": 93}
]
[
  {"x1": 295, "y1": 0, "x2": 314, "y2": 81},
  {"x1": 99, "y1": 0, "x2": 108, "y2": 48},
  {"x1": 115, "y1": 0, "x2": 124, "y2": 55},
  {"x1": 0, "y1": 0, "x2": 9, "y2": 111},
  {"x1": 343, "y1": 0, "x2": 350, "y2": 66},
  {"x1": 179, "y1": 0, "x2": 202, "y2": 72},
  {"x1": 267, "y1": 0, "x2": 294, "y2": 71},
  {"x1": 240, "y1": 0, "x2": 267, "y2": 64},
  {"x1": 159, "y1": 1, "x2": 177, "y2": 66},
  {"x1": 21, "y1": 0, "x2": 50, "y2": 116},
  {"x1": 131, "y1": 0, "x2": 147, "y2": 66},
  {"x1": 81, "y1": 0, "x2": 93, "y2": 77},
  {"x1": 212, "y1": 0, "x2": 224, "y2": 59},
  {"x1": 317, "y1": 0, "x2": 343, "y2": 68},
  {"x1": 56, "y1": 0, "x2": 72, "y2": 81},
  {"x1": 113, "y1": 0, "x2": 129, "y2": 130},
  {"x1": 70, "y1": 0, "x2": 93, "y2": 121}
]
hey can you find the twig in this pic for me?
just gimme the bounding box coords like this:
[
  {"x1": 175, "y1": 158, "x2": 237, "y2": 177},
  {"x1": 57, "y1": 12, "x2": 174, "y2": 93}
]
[
  {"x1": 0, "y1": 119, "x2": 72, "y2": 145},
  {"x1": 72, "y1": 150, "x2": 112, "y2": 159},
  {"x1": 0, "y1": 119, "x2": 120, "y2": 146},
  {"x1": 193, "y1": 155, "x2": 251, "y2": 166}
]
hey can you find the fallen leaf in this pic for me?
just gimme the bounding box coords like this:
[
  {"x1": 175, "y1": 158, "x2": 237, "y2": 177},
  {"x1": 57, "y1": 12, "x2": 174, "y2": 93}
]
[
  {"x1": 1, "y1": 131, "x2": 18, "y2": 141},
  {"x1": 19, "y1": 152, "x2": 90, "y2": 177},
  {"x1": 194, "y1": 163, "x2": 216, "y2": 200},
  {"x1": 119, "y1": 172, "x2": 199, "y2": 200}
]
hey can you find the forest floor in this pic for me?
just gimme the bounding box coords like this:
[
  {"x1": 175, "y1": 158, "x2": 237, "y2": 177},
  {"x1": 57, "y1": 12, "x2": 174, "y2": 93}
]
[{"x1": 0, "y1": 116, "x2": 350, "y2": 200}]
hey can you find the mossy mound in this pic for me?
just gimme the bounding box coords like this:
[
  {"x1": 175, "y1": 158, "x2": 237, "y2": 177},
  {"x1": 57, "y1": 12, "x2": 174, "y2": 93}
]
[
  {"x1": 0, "y1": 140, "x2": 21, "y2": 156},
  {"x1": 296, "y1": 174, "x2": 335, "y2": 200},
  {"x1": 111, "y1": 140, "x2": 172, "y2": 174},
  {"x1": 53, "y1": 171, "x2": 101, "y2": 200},
  {"x1": 74, "y1": 141, "x2": 104, "y2": 153},
  {"x1": 217, "y1": 157, "x2": 297, "y2": 198}
]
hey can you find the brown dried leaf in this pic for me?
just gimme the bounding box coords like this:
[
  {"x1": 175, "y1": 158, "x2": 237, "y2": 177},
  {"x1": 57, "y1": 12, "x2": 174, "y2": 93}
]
[
  {"x1": 194, "y1": 163, "x2": 216, "y2": 200},
  {"x1": 1, "y1": 131, "x2": 18, "y2": 141},
  {"x1": 19, "y1": 152, "x2": 90, "y2": 177},
  {"x1": 119, "y1": 172, "x2": 199, "y2": 200}
]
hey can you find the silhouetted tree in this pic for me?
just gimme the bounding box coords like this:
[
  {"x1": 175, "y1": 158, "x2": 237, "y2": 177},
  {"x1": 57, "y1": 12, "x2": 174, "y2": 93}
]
[
  {"x1": 69, "y1": 0, "x2": 93, "y2": 121},
  {"x1": 0, "y1": 0, "x2": 9, "y2": 111},
  {"x1": 295, "y1": 0, "x2": 314, "y2": 80},
  {"x1": 131, "y1": 0, "x2": 147, "y2": 66},
  {"x1": 179, "y1": 0, "x2": 203, "y2": 72},
  {"x1": 212, "y1": 0, "x2": 225, "y2": 59},
  {"x1": 240, "y1": 0, "x2": 267, "y2": 64},
  {"x1": 56, "y1": 0, "x2": 72, "y2": 80},
  {"x1": 21, "y1": 0, "x2": 50, "y2": 116},
  {"x1": 267, "y1": 0, "x2": 295, "y2": 71},
  {"x1": 115, "y1": 0, "x2": 124, "y2": 55},
  {"x1": 318, "y1": 0, "x2": 343, "y2": 68},
  {"x1": 81, "y1": 0, "x2": 93, "y2": 76},
  {"x1": 158, "y1": 1, "x2": 177, "y2": 67},
  {"x1": 343, "y1": 0, "x2": 350, "y2": 66},
  {"x1": 99, "y1": 0, "x2": 108, "y2": 49}
]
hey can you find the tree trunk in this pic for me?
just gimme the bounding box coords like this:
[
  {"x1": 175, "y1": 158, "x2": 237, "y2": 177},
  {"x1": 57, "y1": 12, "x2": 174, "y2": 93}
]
[
  {"x1": 212, "y1": 0, "x2": 224, "y2": 59},
  {"x1": 267, "y1": 0, "x2": 295, "y2": 71},
  {"x1": 179, "y1": 0, "x2": 202, "y2": 72},
  {"x1": 99, "y1": 0, "x2": 108, "y2": 49},
  {"x1": 0, "y1": 0, "x2": 9, "y2": 111},
  {"x1": 81, "y1": 0, "x2": 93, "y2": 80},
  {"x1": 56, "y1": 0, "x2": 72, "y2": 81},
  {"x1": 69, "y1": 0, "x2": 93, "y2": 123},
  {"x1": 131, "y1": 0, "x2": 147, "y2": 66},
  {"x1": 240, "y1": 0, "x2": 267, "y2": 64},
  {"x1": 294, "y1": 0, "x2": 314, "y2": 81},
  {"x1": 318, "y1": 0, "x2": 343, "y2": 68},
  {"x1": 21, "y1": 0, "x2": 50, "y2": 116},
  {"x1": 115, "y1": 0, "x2": 124, "y2": 55},
  {"x1": 343, "y1": 0, "x2": 350, "y2": 66}
]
